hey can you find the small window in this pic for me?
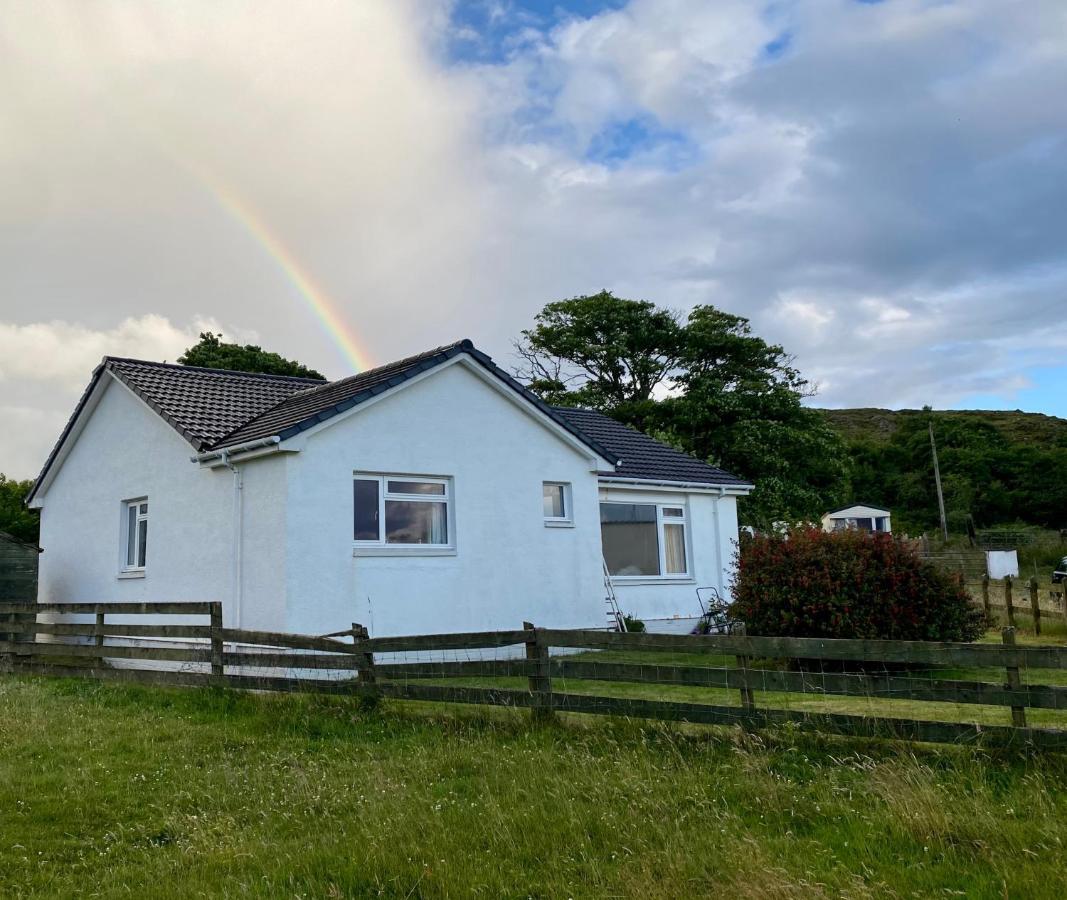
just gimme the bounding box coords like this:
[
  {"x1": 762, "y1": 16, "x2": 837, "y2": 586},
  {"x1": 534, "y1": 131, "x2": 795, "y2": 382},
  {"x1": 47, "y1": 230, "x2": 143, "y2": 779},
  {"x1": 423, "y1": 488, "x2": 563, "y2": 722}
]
[
  {"x1": 600, "y1": 501, "x2": 689, "y2": 578},
  {"x1": 543, "y1": 482, "x2": 571, "y2": 524},
  {"x1": 354, "y1": 474, "x2": 451, "y2": 546},
  {"x1": 123, "y1": 499, "x2": 148, "y2": 571}
]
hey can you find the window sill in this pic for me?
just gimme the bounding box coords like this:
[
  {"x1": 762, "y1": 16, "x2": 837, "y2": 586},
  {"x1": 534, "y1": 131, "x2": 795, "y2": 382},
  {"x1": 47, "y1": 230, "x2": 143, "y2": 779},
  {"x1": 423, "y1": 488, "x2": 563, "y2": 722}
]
[
  {"x1": 544, "y1": 520, "x2": 574, "y2": 529},
  {"x1": 609, "y1": 576, "x2": 694, "y2": 586},
  {"x1": 352, "y1": 546, "x2": 457, "y2": 558},
  {"x1": 117, "y1": 570, "x2": 146, "y2": 580}
]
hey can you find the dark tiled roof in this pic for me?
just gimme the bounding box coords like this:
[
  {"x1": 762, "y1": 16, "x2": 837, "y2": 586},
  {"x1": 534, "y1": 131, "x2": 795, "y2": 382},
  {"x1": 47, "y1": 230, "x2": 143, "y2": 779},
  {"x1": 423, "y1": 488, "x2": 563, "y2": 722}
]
[
  {"x1": 106, "y1": 358, "x2": 323, "y2": 449},
  {"x1": 551, "y1": 407, "x2": 751, "y2": 488}
]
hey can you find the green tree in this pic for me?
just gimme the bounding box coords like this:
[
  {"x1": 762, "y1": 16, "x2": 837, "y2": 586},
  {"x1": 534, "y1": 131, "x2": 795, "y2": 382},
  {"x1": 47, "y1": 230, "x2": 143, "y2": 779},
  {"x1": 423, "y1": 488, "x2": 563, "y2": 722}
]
[
  {"x1": 514, "y1": 292, "x2": 849, "y2": 527},
  {"x1": 0, "y1": 473, "x2": 39, "y2": 544},
  {"x1": 179, "y1": 332, "x2": 325, "y2": 380},
  {"x1": 513, "y1": 291, "x2": 682, "y2": 428}
]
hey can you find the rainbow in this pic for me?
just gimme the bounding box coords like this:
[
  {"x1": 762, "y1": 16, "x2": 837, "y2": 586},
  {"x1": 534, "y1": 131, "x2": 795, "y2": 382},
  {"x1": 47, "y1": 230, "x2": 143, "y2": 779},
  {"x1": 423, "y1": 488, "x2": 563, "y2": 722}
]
[{"x1": 180, "y1": 159, "x2": 373, "y2": 374}]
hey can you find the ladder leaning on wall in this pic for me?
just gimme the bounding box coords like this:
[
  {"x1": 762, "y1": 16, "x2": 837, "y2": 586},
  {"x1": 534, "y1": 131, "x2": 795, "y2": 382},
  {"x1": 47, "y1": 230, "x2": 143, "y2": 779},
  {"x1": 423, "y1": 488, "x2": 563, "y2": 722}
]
[{"x1": 602, "y1": 558, "x2": 627, "y2": 632}]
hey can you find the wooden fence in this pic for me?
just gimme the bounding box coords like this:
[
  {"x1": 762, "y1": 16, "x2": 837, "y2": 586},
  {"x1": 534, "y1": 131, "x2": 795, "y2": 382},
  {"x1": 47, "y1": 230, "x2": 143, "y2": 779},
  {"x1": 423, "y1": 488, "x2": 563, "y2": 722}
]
[
  {"x1": 3, "y1": 602, "x2": 1067, "y2": 749},
  {"x1": 965, "y1": 576, "x2": 1067, "y2": 635}
]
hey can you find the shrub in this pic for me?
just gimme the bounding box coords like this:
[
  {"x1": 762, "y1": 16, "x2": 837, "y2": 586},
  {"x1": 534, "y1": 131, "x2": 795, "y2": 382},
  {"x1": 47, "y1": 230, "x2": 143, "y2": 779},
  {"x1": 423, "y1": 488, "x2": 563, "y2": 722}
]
[
  {"x1": 622, "y1": 615, "x2": 646, "y2": 633},
  {"x1": 731, "y1": 528, "x2": 987, "y2": 642}
]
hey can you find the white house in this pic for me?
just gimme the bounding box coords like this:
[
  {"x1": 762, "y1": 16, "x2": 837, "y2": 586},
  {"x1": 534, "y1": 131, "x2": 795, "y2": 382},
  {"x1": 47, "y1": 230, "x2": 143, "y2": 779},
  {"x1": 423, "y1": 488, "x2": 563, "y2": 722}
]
[
  {"x1": 821, "y1": 504, "x2": 892, "y2": 534},
  {"x1": 26, "y1": 340, "x2": 752, "y2": 637}
]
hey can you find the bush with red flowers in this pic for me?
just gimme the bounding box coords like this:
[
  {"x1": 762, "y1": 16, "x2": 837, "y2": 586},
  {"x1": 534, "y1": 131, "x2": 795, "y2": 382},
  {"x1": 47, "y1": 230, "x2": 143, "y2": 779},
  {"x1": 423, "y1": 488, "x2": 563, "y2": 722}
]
[{"x1": 731, "y1": 528, "x2": 986, "y2": 641}]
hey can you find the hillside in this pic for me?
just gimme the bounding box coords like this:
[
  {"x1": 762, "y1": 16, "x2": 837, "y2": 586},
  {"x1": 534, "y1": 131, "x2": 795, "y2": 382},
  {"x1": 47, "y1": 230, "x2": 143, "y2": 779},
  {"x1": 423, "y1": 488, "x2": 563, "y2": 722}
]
[
  {"x1": 814, "y1": 407, "x2": 1067, "y2": 534},
  {"x1": 818, "y1": 407, "x2": 1067, "y2": 448}
]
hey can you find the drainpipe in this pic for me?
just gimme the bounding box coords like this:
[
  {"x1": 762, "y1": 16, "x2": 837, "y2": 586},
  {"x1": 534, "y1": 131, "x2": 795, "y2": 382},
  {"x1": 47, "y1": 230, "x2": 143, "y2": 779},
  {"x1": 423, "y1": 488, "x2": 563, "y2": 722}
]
[
  {"x1": 712, "y1": 487, "x2": 726, "y2": 599},
  {"x1": 220, "y1": 449, "x2": 243, "y2": 629}
]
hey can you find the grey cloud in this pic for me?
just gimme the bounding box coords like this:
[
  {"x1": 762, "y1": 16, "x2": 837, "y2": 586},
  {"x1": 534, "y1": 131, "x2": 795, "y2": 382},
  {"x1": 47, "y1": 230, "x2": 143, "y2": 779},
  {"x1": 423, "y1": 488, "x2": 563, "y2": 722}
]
[{"x1": 2, "y1": 0, "x2": 1066, "y2": 478}]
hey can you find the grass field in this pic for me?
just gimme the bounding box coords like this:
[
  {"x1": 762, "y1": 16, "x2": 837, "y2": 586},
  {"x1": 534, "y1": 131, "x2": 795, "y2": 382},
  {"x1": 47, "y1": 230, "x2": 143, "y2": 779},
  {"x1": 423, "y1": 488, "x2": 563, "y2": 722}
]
[{"x1": 3, "y1": 662, "x2": 1067, "y2": 898}]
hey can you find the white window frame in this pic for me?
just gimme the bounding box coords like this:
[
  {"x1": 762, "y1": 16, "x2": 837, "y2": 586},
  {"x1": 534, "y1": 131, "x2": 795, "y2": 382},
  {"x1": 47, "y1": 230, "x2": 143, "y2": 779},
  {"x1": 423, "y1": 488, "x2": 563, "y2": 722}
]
[
  {"x1": 542, "y1": 481, "x2": 573, "y2": 527},
  {"x1": 120, "y1": 497, "x2": 149, "y2": 576},
  {"x1": 600, "y1": 500, "x2": 691, "y2": 580},
  {"x1": 353, "y1": 473, "x2": 456, "y2": 556}
]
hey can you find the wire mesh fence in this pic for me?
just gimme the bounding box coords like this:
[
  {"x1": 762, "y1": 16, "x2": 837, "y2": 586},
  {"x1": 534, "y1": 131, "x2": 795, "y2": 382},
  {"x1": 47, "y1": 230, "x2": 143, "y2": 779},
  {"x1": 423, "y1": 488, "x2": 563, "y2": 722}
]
[{"x1": 3, "y1": 602, "x2": 1067, "y2": 748}]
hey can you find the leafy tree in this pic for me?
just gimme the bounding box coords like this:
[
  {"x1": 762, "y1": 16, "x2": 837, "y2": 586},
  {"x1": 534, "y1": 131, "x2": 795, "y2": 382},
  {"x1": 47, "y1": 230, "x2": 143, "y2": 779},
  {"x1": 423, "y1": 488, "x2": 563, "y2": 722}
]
[
  {"x1": 179, "y1": 332, "x2": 325, "y2": 380},
  {"x1": 515, "y1": 292, "x2": 849, "y2": 526},
  {"x1": 666, "y1": 307, "x2": 848, "y2": 526},
  {"x1": 514, "y1": 291, "x2": 682, "y2": 428},
  {"x1": 0, "y1": 474, "x2": 39, "y2": 544}
]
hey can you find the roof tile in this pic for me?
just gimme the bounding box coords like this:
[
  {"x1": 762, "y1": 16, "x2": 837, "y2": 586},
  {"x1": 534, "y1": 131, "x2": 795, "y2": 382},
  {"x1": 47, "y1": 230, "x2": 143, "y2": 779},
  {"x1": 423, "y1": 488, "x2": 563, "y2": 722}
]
[{"x1": 551, "y1": 406, "x2": 750, "y2": 487}]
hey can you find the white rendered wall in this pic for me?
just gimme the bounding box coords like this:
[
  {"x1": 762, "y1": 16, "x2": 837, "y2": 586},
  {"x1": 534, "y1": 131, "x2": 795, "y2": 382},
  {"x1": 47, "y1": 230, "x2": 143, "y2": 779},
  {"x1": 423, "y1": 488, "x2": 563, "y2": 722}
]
[
  {"x1": 35, "y1": 377, "x2": 287, "y2": 630},
  {"x1": 601, "y1": 486, "x2": 740, "y2": 633},
  {"x1": 281, "y1": 362, "x2": 608, "y2": 637}
]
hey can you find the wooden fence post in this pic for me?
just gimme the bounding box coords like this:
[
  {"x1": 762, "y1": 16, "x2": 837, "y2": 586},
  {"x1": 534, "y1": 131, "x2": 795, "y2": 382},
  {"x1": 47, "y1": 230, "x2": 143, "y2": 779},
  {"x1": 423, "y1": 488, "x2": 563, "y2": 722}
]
[
  {"x1": 523, "y1": 621, "x2": 553, "y2": 722},
  {"x1": 734, "y1": 622, "x2": 756, "y2": 714},
  {"x1": 209, "y1": 602, "x2": 223, "y2": 677},
  {"x1": 1003, "y1": 576, "x2": 1015, "y2": 627},
  {"x1": 95, "y1": 609, "x2": 105, "y2": 649},
  {"x1": 352, "y1": 623, "x2": 377, "y2": 705},
  {"x1": 981, "y1": 574, "x2": 991, "y2": 620},
  {"x1": 1029, "y1": 577, "x2": 1042, "y2": 637},
  {"x1": 1001, "y1": 626, "x2": 1026, "y2": 728}
]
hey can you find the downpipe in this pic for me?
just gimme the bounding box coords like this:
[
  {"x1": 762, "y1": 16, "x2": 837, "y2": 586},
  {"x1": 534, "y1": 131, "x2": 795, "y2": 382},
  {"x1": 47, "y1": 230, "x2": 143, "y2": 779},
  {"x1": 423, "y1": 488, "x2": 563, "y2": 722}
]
[{"x1": 220, "y1": 449, "x2": 243, "y2": 630}]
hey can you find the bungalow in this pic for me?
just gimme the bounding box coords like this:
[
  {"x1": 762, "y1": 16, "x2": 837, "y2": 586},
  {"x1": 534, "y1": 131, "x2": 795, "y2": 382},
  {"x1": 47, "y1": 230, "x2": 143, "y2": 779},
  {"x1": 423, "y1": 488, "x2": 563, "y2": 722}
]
[{"x1": 26, "y1": 340, "x2": 751, "y2": 636}]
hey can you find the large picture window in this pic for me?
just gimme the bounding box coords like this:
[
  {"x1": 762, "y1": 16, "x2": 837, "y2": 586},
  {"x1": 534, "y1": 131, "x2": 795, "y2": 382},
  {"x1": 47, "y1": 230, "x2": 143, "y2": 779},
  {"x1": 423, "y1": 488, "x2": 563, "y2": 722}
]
[
  {"x1": 354, "y1": 475, "x2": 451, "y2": 547},
  {"x1": 600, "y1": 501, "x2": 688, "y2": 577}
]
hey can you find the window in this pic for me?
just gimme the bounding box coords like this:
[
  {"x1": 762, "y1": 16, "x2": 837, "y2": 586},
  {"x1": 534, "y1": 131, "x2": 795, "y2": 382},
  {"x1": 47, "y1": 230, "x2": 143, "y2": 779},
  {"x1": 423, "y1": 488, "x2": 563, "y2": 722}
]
[
  {"x1": 600, "y1": 502, "x2": 689, "y2": 577},
  {"x1": 543, "y1": 482, "x2": 572, "y2": 525},
  {"x1": 122, "y1": 499, "x2": 148, "y2": 571},
  {"x1": 354, "y1": 475, "x2": 451, "y2": 547}
]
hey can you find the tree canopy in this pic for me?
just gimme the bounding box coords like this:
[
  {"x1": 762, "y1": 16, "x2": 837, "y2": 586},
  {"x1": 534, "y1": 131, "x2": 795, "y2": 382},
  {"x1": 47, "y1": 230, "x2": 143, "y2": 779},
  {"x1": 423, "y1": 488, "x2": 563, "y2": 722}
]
[
  {"x1": 0, "y1": 473, "x2": 40, "y2": 544},
  {"x1": 179, "y1": 332, "x2": 325, "y2": 380},
  {"x1": 843, "y1": 409, "x2": 1067, "y2": 535},
  {"x1": 514, "y1": 291, "x2": 849, "y2": 526}
]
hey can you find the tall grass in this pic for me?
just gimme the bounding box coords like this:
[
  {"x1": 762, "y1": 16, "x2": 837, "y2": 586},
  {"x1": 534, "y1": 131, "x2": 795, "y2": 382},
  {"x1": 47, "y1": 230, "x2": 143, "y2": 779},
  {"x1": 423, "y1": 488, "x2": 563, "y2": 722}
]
[{"x1": 2, "y1": 676, "x2": 1067, "y2": 898}]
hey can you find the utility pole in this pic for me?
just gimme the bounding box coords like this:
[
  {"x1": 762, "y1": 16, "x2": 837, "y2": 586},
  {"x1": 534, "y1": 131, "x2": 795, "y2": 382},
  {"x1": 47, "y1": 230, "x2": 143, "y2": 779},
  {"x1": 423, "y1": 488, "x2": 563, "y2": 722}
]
[{"x1": 929, "y1": 420, "x2": 948, "y2": 542}]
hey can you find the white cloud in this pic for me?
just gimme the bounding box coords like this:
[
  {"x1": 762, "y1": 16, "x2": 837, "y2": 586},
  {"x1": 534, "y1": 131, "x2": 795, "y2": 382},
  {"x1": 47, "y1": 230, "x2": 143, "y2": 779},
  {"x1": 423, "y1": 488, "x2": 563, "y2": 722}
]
[{"x1": 0, "y1": 315, "x2": 225, "y2": 388}]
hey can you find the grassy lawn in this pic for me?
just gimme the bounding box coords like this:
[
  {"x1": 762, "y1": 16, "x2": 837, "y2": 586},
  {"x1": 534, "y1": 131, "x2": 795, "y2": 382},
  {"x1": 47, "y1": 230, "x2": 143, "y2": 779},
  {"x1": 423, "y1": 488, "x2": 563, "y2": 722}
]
[{"x1": 4, "y1": 673, "x2": 1067, "y2": 898}]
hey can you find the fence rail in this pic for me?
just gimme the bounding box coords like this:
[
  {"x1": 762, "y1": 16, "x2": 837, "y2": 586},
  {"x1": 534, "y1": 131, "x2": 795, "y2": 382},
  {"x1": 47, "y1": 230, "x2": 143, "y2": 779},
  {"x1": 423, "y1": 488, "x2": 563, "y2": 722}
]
[
  {"x1": 964, "y1": 576, "x2": 1067, "y2": 636},
  {"x1": 4, "y1": 602, "x2": 1067, "y2": 749}
]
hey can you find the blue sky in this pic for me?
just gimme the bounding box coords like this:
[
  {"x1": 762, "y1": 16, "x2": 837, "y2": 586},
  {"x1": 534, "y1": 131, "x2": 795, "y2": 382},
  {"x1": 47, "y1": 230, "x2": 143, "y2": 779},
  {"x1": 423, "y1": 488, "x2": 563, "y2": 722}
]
[
  {"x1": 0, "y1": 0, "x2": 1065, "y2": 476},
  {"x1": 965, "y1": 368, "x2": 1067, "y2": 419}
]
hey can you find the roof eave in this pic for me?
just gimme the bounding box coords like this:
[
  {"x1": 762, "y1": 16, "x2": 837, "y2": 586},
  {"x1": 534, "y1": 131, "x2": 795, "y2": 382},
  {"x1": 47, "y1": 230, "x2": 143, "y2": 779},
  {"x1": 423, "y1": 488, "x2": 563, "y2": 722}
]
[
  {"x1": 598, "y1": 475, "x2": 755, "y2": 494},
  {"x1": 25, "y1": 360, "x2": 110, "y2": 507}
]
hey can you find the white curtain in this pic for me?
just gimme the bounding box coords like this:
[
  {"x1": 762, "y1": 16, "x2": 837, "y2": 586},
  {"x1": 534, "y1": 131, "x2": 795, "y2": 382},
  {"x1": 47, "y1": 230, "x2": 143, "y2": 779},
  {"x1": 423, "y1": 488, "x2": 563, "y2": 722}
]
[
  {"x1": 428, "y1": 502, "x2": 447, "y2": 544},
  {"x1": 664, "y1": 523, "x2": 686, "y2": 574}
]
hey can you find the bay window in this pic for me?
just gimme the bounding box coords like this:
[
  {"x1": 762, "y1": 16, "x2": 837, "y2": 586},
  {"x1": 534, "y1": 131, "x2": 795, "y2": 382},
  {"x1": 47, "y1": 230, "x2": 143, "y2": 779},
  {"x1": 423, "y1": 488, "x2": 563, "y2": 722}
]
[
  {"x1": 354, "y1": 474, "x2": 451, "y2": 547},
  {"x1": 600, "y1": 501, "x2": 689, "y2": 577}
]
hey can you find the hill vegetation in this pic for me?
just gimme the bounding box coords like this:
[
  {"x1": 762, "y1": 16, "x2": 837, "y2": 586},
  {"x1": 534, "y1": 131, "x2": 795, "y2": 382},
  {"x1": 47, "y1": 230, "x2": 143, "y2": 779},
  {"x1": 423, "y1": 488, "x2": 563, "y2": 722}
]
[{"x1": 819, "y1": 407, "x2": 1067, "y2": 536}]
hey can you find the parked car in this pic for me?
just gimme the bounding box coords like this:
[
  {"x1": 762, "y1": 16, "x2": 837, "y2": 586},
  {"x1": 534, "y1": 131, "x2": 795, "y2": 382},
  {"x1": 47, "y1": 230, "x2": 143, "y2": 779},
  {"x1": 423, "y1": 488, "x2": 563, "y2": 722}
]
[{"x1": 1054, "y1": 557, "x2": 1067, "y2": 584}]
